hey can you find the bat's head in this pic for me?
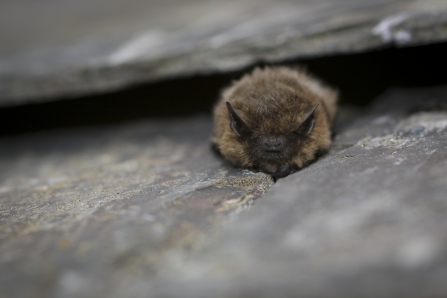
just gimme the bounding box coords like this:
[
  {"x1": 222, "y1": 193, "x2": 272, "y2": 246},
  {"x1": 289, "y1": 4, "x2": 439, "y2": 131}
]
[{"x1": 226, "y1": 101, "x2": 319, "y2": 179}]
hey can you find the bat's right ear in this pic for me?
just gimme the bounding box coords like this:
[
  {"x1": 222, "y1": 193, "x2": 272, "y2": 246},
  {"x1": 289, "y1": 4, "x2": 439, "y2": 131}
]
[
  {"x1": 226, "y1": 102, "x2": 252, "y2": 138},
  {"x1": 296, "y1": 102, "x2": 319, "y2": 136}
]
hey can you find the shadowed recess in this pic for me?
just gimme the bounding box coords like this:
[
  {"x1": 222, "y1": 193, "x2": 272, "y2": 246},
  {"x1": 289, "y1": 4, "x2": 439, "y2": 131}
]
[{"x1": 0, "y1": 42, "x2": 446, "y2": 136}]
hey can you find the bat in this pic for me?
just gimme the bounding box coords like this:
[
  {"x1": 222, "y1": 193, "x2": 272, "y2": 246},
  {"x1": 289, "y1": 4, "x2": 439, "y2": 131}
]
[{"x1": 212, "y1": 66, "x2": 338, "y2": 179}]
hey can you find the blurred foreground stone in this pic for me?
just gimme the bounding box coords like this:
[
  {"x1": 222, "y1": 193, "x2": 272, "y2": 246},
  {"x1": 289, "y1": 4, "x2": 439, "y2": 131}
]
[
  {"x1": 1, "y1": 0, "x2": 447, "y2": 105},
  {"x1": 1, "y1": 86, "x2": 447, "y2": 298},
  {"x1": 0, "y1": 117, "x2": 273, "y2": 298}
]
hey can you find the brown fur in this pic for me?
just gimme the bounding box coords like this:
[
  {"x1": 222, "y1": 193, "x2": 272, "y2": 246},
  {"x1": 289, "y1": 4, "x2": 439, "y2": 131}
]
[{"x1": 213, "y1": 66, "x2": 338, "y2": 178}]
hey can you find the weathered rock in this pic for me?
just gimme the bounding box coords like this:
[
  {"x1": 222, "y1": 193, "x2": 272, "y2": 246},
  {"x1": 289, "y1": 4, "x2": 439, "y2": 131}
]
[
  {"x1": 145, "y1": 87, "x2": 447, "y2": 297},
  {"x1": 1, "y1": 0, "x2": 447, "y2": 105},
  {"x1": 0, "y1": 117, "x2": 273, "y2": 298},
  {"x1": 2, "y1": 86, "x2": 447, "y2": 298},
  {"x1": 142, "y1": 86, "x2": 447, "y2": 298}
]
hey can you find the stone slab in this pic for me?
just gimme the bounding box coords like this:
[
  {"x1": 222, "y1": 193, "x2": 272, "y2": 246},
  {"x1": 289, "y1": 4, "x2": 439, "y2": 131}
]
[
  {"x1": 0, "y1": 117, "x2": 273, "y2": 298},
  {"x1": 1, "y1": 0, "x2": 447, "y2": 105},
  {"x1": 1, "y1": 87, "x2": 447, "y2": 298},
  {"x1": 146, "y1": 86, "x2": 447, "y2": 298}
]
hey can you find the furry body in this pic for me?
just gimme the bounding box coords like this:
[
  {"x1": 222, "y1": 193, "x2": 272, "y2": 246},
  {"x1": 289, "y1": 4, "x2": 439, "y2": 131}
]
[{"x1": 213, "y1": 66, "x2": 338, "y2": 178}]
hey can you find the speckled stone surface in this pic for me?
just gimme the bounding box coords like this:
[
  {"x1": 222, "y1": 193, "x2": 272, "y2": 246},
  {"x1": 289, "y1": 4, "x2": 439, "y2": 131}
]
[
  {"x1": 0, "y1": 117, "x2": 273, "y2": 298},
  {"x1": 146, "y1": 86, "x2": 447, "y2": 298},
  {"x1": 1, "y1": 0, "x2": 447, "y2": 105},
  {"x1": 1, "y1": 86, "x2": 447, "y2": 298}
]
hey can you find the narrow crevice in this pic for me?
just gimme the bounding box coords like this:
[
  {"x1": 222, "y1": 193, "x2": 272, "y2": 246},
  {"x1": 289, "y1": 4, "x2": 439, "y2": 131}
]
[{"x1": 0, "y1": 42, "x2": 446, "y2": 136}]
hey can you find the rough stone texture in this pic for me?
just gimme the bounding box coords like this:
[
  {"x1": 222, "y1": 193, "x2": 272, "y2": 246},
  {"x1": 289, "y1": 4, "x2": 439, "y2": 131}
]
[
  {"x1": 0, "y1": 117, "x2": 273, "y2": 298},
  {"x1": 1, "y1": 0, "x2": 447, "y2": 105},
  {"x1": 145, "y1": 86, "x2": 447, "y2": 298},
  {"x1": 1, "y1": 86, "x2": 447, "y2": 298}
]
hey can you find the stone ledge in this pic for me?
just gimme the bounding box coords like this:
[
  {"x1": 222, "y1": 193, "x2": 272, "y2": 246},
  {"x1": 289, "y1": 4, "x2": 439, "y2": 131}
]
[
  {"x1": 1, "y1": 0, "x2": 447, "y2": 106},
  {"x1": 1, "y1": 86, "x2": 447, "y2": 297}
]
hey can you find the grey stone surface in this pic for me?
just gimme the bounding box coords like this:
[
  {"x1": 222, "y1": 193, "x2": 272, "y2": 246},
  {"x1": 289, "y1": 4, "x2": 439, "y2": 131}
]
[
  {"x1": 0, "y1": 117, "x2": 273, "y2": 298},
  {"x1": 1, "y1": 0, "x2": 447, "y2": 106},
  {"x1": 1, "y1": 86, "x2": 447, "y2": 298},
  {"x1": 143, "y1": 86, "x2": 447, "y2": 298}
]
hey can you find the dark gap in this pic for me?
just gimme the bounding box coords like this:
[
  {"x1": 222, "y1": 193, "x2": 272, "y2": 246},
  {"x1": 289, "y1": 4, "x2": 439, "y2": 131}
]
[
  {"x1": 0, "y1": 42, "x2": 446, "y2": 136},
  {"x1": 300, "y1": 42, "x2": 447, "y2": 104}
]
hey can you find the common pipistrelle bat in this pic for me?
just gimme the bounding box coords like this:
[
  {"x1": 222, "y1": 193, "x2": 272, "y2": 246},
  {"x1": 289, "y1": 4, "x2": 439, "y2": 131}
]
[{"x1": 213, "y1": 66, "x2": 338, "y2": 179}]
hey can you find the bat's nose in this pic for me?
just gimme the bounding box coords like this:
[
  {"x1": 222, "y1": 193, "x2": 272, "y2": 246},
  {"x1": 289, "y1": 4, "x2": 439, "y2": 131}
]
[{"x1": 263, "y1": 136, "x2": 283, "y2": 152}]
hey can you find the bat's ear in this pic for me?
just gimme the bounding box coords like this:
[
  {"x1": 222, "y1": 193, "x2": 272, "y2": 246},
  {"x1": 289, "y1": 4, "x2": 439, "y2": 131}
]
[
  {"x1": 226, "y1": 102, "x2": 252, "y2": 138},
  {"x1": 297, "y1": 103, "x2": 319, "y2": 136}
]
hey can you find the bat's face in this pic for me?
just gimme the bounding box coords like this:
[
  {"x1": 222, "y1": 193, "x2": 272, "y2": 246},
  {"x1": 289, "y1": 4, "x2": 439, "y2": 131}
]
[
  {"x1": 246, "y1": 133, "x2": 299, "y2": 178},
  {"x1": 226, "y1": 102, "x2": 319, "y2": 179}
]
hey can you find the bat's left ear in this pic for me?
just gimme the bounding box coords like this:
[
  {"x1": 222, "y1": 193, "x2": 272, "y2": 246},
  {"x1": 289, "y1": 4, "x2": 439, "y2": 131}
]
[
  {"x1": 297, "y1": 103, "x2": 319, "y2": 136},
  {"x1": 226, "y1": 102, "x2": 252, "y2": 138}
]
